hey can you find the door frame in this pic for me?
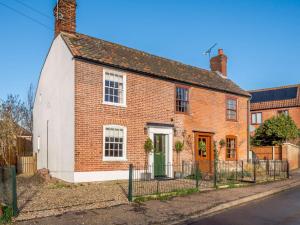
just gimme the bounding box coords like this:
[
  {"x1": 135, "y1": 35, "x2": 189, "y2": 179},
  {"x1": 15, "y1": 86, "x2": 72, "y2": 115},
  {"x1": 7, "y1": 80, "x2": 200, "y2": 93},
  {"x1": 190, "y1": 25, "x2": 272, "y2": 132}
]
[
  {"x1": 194, "y1": 132, "x2": 214, "y2": 173},
  {"x1": 148, "y1": 126, "x2": 173, "y2": 178}
]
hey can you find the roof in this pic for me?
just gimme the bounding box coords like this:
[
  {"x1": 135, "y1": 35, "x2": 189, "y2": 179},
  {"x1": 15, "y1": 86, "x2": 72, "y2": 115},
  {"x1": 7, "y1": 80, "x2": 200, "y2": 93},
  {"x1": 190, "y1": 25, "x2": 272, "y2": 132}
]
[
  {"x1": 249, "y1": 84, "x2": 300, "y2": 110},
  {"x1": 60, "y1": 32, "x2": 250, "y2": 97},
  {"x1": 0, "y1": 120, "x2": 31, "y2": 137}
]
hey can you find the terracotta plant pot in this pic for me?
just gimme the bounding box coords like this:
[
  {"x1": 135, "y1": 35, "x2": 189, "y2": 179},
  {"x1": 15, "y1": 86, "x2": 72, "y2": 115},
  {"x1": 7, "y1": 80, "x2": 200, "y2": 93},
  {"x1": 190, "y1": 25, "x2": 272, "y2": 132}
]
[{"x1": 174, "y1": 171, "x2": 183, "y2": 179}]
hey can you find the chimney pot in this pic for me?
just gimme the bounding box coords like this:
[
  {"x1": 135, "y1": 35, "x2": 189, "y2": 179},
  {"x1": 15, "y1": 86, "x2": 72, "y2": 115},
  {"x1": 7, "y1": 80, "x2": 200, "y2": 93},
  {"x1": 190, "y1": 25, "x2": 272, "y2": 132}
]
[{"x1": 218, "y1": 49, "x2": 224, "y2": 55}]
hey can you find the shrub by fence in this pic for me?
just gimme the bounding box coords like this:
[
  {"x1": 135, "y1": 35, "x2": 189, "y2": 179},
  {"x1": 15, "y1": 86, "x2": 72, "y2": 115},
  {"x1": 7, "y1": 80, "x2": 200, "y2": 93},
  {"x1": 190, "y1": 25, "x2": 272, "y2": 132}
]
[
  {"x1": 0, "y1": 166, "x2": 18, "y2": 216},
  {"x1": 128, "y1": 160, "x2": 289, "y2": 201}
]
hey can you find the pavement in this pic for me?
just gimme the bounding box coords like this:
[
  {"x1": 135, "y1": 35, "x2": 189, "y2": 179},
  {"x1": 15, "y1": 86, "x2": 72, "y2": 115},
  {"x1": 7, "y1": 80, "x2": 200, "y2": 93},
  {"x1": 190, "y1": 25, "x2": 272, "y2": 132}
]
[
  {"x1": 183, "y1": 185, "x2": 300, "y2": 225},
  {"x1": 15, "y1": 170, "x2": 300, "y2": 225}
]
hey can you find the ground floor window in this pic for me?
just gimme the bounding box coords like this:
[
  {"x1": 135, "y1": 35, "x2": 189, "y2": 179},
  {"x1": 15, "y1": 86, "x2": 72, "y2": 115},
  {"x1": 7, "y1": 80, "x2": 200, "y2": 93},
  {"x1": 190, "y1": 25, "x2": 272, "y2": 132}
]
[
  {"x1": 103, "y1": 125, "x2": 127, "y2": 161},
  {"x1": 226, "y1": 136, "x2": 237, "y2": 160}
]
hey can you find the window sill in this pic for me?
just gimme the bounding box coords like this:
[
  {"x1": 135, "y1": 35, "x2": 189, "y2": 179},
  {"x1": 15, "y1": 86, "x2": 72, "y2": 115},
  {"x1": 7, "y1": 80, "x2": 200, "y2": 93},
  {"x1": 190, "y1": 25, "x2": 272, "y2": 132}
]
[
  {"x1": 103, "y1": 157, "x2": 127, "y2": 162},
  {"x1": 102, "y1": 101, "x2": 127, "y2": 108},
  {"x1": 225, "y1": 158, "x2": 237, "y2": 161},
  {"x1": 226, "y1": 119, "x2": 238, "y2": 122},
  {"x1": 175, "y1": 111, "x2": 189, "y2": 115}
]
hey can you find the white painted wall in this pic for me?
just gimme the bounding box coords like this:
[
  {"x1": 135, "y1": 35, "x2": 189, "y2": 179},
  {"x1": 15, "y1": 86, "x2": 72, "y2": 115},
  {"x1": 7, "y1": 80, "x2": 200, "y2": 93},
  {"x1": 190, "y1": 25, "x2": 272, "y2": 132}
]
[{"x1": 33, "y1": 35, "x2": 75, "y2": 182}]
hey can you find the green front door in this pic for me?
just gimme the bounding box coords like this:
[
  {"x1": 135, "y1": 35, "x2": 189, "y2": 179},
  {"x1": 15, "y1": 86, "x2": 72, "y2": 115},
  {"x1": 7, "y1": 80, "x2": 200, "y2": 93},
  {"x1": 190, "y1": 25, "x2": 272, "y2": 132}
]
[{"x1": 154, "y1": 134, "x2": 166, "y2": 177}]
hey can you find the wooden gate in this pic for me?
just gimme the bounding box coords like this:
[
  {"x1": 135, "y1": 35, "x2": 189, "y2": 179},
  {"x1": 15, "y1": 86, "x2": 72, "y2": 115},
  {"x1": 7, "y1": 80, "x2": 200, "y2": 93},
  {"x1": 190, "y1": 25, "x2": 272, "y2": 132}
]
[{"x1": 17, "y1": 154, "x2": 37, "y2": 174}]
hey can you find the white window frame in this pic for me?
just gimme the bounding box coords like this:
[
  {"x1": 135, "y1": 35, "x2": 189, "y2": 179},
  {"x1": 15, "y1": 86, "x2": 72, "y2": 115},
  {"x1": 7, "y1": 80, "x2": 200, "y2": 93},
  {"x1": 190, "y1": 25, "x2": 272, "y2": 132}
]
[
  {"x1": 251, "y1": 112, "x2": 262, "y2": 124},
  {"x1": 102, "y1": 68, "x2": 127, "y2": 107},
  {"x1": 278, "y1": 110, "x2": 289, "y2": 116},
  {"x1": 103, "y1": 125, "x2": 127, "y2": 161}
]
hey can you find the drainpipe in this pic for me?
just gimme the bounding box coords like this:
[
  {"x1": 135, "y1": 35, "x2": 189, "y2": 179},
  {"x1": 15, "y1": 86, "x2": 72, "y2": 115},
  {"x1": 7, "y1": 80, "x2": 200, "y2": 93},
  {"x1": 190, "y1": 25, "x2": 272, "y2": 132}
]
[
  {"x1": 47, "y1": 120, "x2": 49, "y2": 169},
  {"x1": 247, "y1": 97, "x2": 251, "y2": 162}
]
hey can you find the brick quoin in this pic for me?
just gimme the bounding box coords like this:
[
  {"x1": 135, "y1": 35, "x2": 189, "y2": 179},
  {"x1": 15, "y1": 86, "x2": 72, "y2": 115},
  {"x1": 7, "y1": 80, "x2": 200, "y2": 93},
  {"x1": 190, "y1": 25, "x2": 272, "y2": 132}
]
[{"x1": 74, "y1": 59, "x2": 249, "y2": 172}]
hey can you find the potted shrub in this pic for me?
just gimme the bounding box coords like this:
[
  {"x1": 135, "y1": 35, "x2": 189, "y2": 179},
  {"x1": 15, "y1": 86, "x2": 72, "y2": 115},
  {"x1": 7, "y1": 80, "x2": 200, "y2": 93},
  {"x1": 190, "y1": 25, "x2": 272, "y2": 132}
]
[
  {"x1": 198, "y1": 141, "x2": 206, "y2": 154},
  {"x1": 174, "y1": 140, "x2": 184, "y2": 178},
  {"x1": 142, "y1": 137, "x2": 154, "y2": 180}
]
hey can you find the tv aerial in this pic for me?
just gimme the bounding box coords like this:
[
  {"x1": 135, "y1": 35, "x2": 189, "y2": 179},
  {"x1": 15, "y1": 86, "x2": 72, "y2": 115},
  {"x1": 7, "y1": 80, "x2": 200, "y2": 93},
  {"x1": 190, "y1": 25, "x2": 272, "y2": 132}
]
[{"x1": 203, "y1": 43, "x2": 217, "y2": 60}]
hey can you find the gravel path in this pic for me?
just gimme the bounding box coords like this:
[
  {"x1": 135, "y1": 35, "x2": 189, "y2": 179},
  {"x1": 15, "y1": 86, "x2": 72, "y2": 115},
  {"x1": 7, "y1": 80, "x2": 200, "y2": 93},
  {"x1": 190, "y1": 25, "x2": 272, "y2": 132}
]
[{"x1": 16, "y1": 175, "x2": 128, "y2": 220}]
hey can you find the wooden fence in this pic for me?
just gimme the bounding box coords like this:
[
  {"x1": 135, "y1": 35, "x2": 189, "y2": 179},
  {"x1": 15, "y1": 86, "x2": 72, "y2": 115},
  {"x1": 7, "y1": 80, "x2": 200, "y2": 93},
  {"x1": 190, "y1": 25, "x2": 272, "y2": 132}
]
[
  {"x1": 17, "y1": 154, "x2": 37, "y2": 174},
  {"x1": 251, "y1": 146, "x2": 282, "y2": 160},
  {"x1": 252, "y1": 143, "x2": 300, "y2": 170}
]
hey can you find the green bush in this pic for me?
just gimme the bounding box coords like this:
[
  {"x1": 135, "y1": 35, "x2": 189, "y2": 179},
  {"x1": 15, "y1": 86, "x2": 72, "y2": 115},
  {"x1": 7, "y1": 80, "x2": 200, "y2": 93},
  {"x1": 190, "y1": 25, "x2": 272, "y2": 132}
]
[{"x1": 252, "y1": 114, "x2": 299, "y2": 146}]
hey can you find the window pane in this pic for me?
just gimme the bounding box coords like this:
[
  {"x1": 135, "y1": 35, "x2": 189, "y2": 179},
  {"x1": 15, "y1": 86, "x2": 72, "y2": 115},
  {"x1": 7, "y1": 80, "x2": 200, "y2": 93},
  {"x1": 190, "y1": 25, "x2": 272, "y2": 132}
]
[
  {"x1": 114, "y1": 96, "x2": 119, "y2": 103},
  {"x1": 114, "y1": 149, "x2": 118, "y2": 157},
  {"x1": 252, "y1": 114, "x2": 256, "y2": 124},
  {"x1": 257, "y1": 113, "x2": 262, "y2": 124}
]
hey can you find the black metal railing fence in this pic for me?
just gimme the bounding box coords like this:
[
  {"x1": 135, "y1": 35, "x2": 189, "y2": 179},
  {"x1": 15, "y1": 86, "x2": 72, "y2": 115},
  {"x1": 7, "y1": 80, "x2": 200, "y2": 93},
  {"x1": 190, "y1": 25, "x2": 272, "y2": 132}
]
[{"x1": 128, "y1": 159, "x2": 289, "y2": 201}]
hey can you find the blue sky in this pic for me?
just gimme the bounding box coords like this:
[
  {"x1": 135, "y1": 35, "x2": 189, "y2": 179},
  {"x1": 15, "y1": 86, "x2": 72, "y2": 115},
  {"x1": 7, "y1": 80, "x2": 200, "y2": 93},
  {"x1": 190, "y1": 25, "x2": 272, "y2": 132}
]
[{"x1": 0, "y1": 0, "x2": 299, "y2": 100}]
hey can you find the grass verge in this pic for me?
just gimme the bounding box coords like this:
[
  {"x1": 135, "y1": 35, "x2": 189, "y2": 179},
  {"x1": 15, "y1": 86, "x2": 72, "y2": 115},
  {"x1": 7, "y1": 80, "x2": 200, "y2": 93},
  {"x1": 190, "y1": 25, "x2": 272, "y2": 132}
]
[{"x1": 133, "y1": 188, "x2": 199, "y2": 202}]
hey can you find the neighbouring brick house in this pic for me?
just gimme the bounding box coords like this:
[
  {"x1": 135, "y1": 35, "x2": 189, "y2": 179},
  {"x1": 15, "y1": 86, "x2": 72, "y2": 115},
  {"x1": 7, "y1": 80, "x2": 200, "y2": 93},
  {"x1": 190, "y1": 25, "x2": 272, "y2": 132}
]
[
  {"x1": 33, "y1": 0, "x2": 250, "y2": 182},
  {"x1": 249, "y1": 84, "x2": 300, "y2": 135}
]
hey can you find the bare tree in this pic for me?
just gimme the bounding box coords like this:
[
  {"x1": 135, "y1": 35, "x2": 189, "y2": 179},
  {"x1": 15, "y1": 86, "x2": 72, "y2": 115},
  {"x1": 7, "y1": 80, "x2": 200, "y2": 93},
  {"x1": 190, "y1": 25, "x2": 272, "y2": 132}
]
[
  {"x1": 23, "y1": 84, "x2": 35, "y2": 134},
  {"x1": 0, "y1": 95, "x2": 26, "y2": 166}
]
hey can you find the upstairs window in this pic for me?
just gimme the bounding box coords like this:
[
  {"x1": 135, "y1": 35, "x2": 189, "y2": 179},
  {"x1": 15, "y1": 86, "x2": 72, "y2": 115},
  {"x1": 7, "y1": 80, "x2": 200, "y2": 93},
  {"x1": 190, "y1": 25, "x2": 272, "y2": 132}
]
[
  {"x1": 278, "y1": 110, "x2": 289, "y2": 116},
  {"x1": 226, "y1": 98, "x2": 237, "y2": 121},
  {"x1": 226, "y1": 136, "x2": 237, "y2": 160},
  {"x1": 176, "y1": 87, "x2": 189, "y2": 113},
  {"x1": 103, "y1": 69, "x2": 126, "y2": 107},
  {"x1": 251, "y1": 112, "x2": 262, "y2": 124},
  {"x1": 103, "y1": 125, "x2": 127, "y2": 161}
]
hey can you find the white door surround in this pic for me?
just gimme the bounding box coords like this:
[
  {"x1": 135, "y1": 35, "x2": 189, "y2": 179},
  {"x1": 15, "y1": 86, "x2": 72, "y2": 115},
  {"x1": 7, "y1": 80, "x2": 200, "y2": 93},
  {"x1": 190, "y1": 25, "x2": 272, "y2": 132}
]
[{"x1": 148, "y1": 126, "x2": 174, "y2": 178}]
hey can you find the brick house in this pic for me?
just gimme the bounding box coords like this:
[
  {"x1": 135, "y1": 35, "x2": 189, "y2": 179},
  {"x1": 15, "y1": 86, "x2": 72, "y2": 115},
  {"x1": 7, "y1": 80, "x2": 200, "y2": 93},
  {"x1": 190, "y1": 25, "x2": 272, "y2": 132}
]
[
  {"x1": 249, "y1": 84, "x2": 300, "y2": 135},
  {"x1": 33, "y1": 0, "x2": 250, "y2": 182}
]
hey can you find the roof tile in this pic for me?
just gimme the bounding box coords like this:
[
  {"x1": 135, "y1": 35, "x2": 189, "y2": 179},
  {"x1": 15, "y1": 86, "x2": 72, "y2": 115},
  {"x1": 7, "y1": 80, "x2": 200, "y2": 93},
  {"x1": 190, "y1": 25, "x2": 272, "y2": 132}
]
[{"x1": 61, "y1": 32, "x2": 250, "y2": 97}]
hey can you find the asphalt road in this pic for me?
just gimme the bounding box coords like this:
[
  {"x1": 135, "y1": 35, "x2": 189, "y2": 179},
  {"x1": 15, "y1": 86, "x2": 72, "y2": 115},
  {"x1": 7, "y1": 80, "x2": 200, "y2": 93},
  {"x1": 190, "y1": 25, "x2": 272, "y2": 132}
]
[{"x1": 183, "y1": 185, "x2": 300, "y2": 225}]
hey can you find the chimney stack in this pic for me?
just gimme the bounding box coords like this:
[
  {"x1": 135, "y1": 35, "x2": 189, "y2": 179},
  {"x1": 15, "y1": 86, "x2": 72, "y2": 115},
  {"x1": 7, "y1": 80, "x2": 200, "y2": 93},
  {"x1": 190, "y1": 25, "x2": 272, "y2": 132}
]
[
  {"x1": 210, "y1": 49, "x2": 227, "y2": 78},
  {"x1": 54, "y1": 0, "x2": 76, "y2": 37}
]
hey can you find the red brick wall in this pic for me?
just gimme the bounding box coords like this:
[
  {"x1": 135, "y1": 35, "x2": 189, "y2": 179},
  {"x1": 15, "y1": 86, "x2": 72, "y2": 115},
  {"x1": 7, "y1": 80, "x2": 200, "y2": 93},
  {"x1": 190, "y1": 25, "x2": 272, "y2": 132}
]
[
  {"x1": 251, "y1": 107, "x2": 300, "y2": 131},
  {"x1": 74, "y1": 59, "x2": 249, "y2": 172},
  {"x1": 175, "y1": 89, "x2": 249, "y2": 163}
]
